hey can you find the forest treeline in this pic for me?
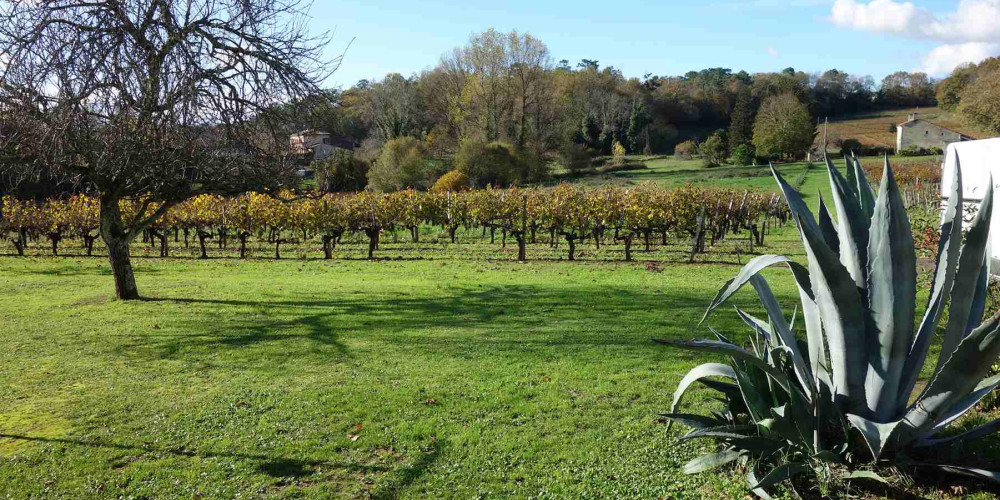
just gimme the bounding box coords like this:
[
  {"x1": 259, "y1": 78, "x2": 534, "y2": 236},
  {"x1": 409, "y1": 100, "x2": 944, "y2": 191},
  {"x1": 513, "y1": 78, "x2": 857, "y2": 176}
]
[{"x1": 292, "y1": 28, "x2": 940, "y2": 164}]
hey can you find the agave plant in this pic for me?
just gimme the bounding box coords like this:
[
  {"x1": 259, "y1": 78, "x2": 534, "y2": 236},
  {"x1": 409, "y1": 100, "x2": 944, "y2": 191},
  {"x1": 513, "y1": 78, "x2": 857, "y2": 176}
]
[{"x1": 658, "y1": 154, "x2": 1000, "y2": 496}]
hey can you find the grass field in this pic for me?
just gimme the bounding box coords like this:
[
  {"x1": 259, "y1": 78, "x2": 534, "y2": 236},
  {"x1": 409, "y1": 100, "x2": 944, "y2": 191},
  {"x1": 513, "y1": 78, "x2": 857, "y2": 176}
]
[
  {"x1": 0, "y1": 257, "x2": 808, "y2": 498},
  {"x1": 3, "y1": 159, "x2": 999, "y2": 499}
]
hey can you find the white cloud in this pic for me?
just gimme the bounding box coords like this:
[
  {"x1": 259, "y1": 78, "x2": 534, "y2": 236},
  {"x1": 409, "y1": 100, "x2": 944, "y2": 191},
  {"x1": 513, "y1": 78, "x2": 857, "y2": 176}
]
[
  {"x1": 921, "y1": 42, "x2": 1000, "y2": 75},
  {"x1": 767, "y1": 47, "x2": 780, "y2": 58},
  {"x1": 831, "y1": 0, "x2": 934, "y2": 37},
  {"x1": 830, "y1": 0, "x2": 1000, "y2": 75}
]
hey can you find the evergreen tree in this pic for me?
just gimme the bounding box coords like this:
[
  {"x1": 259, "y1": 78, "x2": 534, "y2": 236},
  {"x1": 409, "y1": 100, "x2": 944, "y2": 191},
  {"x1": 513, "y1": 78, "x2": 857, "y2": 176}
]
[
  {"x1": 728, "y1": 87, "x2": 754, "y2": 152},
  {"x1": 626, "y1": 101, "x2": 652, "y2": 153}
]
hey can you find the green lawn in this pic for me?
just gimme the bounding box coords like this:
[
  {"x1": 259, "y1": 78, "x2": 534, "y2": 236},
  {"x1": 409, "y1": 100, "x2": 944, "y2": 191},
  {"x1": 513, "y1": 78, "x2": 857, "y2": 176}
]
[
  {"x1": 4, "y1": 155, "x2": 996, "y2": 499},
  {"x1": 1, "y1": 257, "x2": 805, "y2": 498}
]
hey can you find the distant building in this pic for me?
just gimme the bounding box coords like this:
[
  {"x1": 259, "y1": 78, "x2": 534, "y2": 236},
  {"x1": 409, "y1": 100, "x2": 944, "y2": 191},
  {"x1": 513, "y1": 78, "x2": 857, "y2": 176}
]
[
  {"x1": 896, "y1": 113, "x2": 973, "y2": 152},
  {"x1": 289, "y1": 130, "x2": 356, "y2": 162}
]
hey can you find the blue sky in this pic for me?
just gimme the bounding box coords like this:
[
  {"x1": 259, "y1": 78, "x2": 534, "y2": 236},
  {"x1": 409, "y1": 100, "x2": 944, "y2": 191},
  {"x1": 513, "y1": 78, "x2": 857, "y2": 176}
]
[{"x1": 313, "y1": 0, "x2": 998, "y2": 88}]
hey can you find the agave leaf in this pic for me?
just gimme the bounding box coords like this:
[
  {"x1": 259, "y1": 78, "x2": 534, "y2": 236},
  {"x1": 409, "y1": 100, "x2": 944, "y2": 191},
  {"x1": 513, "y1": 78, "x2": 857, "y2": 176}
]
[
  {"x1": 903, "y1": 310, "x2": 1000, "y2": 437},
  {"x1": 653, "y1": 339, "x2": 801, "y2": 399},
  {"x1": 935, "y1": 177, "x2": 994, "y2": 376},
  {"x1": 915, "y1": 464, "x2": 1000, "y2": 484},
  {"x1": 697, "y1": 377, "x2": 742, "y2": 400},
  {"x1": 916, "y1": 417, "x2": 1000, "y2": 448},
  {"x1": 683, "y1": 449, "x2": 743, "y2": 474},
  {"x1": 668, "y1": 363, "x2": 738, "y2": 427},
  {"x1": 845, "y1": 154, "x2": 858, "y2": 193},
  {"x1": 844, "y1": 470, "x2": 890, "y2": 485},
  {"x1": 750, "y1": 275, "x2": 813, "y2": 395},
  {"x1": 928, "y1": 373, "x2": 1000, "y2": 434},
  {"x1": 968, "y1": 255, "x2": 991, "y2": 337},
  {"x1": 749, "y1": 462, "x2": 812, "y2": 490},
  {"x1": 865, "y1": 159, "x2": 917, "y2": 421},
  {"x1": 735, "y1": 307, "x2": 773, "y2": 339},
  {"x1": 732, "y1": 358, "x2": 774, "y2": 424},
  {"x1": 818, "y1": 195, "x2": 840, "y2": 254},
  {"x1": 812, "y1": 450, "x2": 846, "y2": 465},
  {"x1": 747, "y1": 469, "x2": 774, "y2": 500},
  {"x1": 898, "y1": 157, "x2": 964, "y2": 409},
  {"x1": 661, "y1": 413, "x2": 730, "y2": 431},
  {"x1": 846, "y1": 413, "x2": 903, "y2": 459},
  {"x1": 770, "y1": 163, "x2": 820, "y2": 236},
  {"x1": 825, "y1": 157, "x2": 869, "y2": 289},
  {"x1": 702, "y1": 254, "x2": 797, "y2": 324},
  {"x1": 795, "y1": 212, "x2": 868, "y2": 415},
  {"x1": 679, "y1": 426, "x2": 783, "y2": 453},
  {"x1": 853, "y1": 155, "x2": 877, "y2": 220}
]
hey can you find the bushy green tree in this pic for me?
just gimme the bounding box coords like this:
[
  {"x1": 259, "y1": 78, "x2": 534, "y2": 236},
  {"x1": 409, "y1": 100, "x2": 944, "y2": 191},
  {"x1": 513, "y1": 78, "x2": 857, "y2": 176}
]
[
  {"x1": 729, "y1": 143, "x2": 755, "y2": 166},
  {"x1": 958, "y1": 65, "x2": 1000, "y2": 135},
  {"x1": 454, "y1": 140, "x2": 519, "y2": 188},
  {"x1": 367, "y1": 136, "x2": 433, "y2": 192},
  {"x1": 752, "y1": 93, "x2": 815, "y2": 159},
  {"x1": 429, "y1": 170, "x2": 469, "y2": 192},
  {"x1": 674, "y1": 140, "x2": 698, "y2": 159},
  {"x1": 937, "y1": 63, "x2": 977, "y2": 112},
  {"x1": 700, "y1": 130, "x2": 727, "y2": 168}
]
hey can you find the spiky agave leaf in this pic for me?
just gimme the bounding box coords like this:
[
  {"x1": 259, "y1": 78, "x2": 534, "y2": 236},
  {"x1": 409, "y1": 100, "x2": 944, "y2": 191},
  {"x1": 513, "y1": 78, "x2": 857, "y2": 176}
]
[
  {"x1": 897, "y1": 158, "x2": 964, "y2": 409},
  {"x1": 865, "y1": 159, "x2": 917, "y2": 421}
]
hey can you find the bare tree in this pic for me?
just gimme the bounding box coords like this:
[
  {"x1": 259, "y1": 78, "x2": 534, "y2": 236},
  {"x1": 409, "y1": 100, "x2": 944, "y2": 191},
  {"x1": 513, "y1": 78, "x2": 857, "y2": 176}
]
[
  {"x1": 365, "y1": 73, "x2": 422, "y2": 140},
  {"x1": 0, "y1": 0, "x2": 335, "y2": 299}
]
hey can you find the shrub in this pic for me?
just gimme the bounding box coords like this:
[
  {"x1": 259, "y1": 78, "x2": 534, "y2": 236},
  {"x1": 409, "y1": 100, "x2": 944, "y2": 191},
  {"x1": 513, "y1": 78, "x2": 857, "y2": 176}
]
[
  {"x1": 700, "y1": 131, "x2": 728, "y2": 168},
  {"x1": 315, "y1": 149, "x2": 369, "y2": 192},
  {"x1": 674, "y1": 140, "x2": 698, "y2": 159},
  {"x1": 839, "y1": 138, "x2": 863, "y2": 157},
  {"x1": 430, "y1": 170, "x2": 469, "y2": 192},
  {"x1": 898, "y1": 145, "x2": 943, "y2": 157},
  {"x1": 611, "y1": 140, "x2": 626, "y2": 166},
  {"x1": 658, "y1": 157, "x2": 1000, "y2": 495},
  {"x1": 729, "y1": 144, "x2": 755, "y2": 166},
  {"x1": 367, "y1": 136, "x2": 433, "y2": 192},
  {"x1": 559, "y1": 144, "x2": 592, "y2": 174},
  {"x1": 515, "y1": 146, "x2": 549, "y2": 183},
  {"x1": 454, "y1": 140, "x2": 519, "y2": 188}
]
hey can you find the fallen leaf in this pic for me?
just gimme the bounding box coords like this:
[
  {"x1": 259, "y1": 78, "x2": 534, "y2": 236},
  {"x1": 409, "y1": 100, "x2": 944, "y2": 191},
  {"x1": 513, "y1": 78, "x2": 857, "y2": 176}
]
[
  {"x1": 424, "y1": 398, "x2": 437, "y2": 405},
  {"x1": 347, "y1": 434, "x2": 360, "y2": 441}
]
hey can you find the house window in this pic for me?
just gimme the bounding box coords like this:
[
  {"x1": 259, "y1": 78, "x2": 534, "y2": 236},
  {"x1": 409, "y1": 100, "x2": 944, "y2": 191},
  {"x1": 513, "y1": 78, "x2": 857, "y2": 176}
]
[{"x1": 323, "y1": 138, "x2": 332, "y2": 145}]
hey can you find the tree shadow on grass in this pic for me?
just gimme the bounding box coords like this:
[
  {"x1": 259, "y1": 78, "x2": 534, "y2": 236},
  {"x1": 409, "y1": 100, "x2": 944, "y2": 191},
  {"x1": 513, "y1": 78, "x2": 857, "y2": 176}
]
[
  {"x1": 0, "y1": 432, "x2": 441, "y2": 496},
  {"x1": 128, "y1": 284, "x2": 757, "y2": 365}
]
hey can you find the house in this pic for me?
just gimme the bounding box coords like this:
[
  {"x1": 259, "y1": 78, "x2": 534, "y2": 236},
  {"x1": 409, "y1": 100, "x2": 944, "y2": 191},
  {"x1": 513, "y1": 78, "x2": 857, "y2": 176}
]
[
  {"x1": 896, "y1": 113, "x2": 973, "y2": 152},
  {"x1": 289, "y1": 130, "x2": 356, "y2": 162},
  {"x1": 940, "y1": 138, "x2": 1000, "y2": 271}
]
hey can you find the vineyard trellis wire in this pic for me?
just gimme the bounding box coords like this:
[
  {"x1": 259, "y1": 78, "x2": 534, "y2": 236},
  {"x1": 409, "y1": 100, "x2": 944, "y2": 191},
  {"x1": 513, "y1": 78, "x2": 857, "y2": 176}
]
[{"x1": 1, "y1": 184, "x2": 791, "y2": 262}]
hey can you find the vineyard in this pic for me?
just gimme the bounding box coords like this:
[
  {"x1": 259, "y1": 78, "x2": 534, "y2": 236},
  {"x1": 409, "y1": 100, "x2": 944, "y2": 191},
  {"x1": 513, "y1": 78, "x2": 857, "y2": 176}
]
[{"x1": 1, "y1": 184, "x2": 791, "y2": 263}]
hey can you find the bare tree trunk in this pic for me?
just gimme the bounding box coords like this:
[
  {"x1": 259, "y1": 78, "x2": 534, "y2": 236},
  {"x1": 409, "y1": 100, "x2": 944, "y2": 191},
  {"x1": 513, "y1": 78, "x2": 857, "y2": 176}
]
[
  {"x1": 47, "y1": 232, "x2": 61, "y2": 255},
  {"x1": 100, "y1": 196, "x2": 139, "y2": 300},
  {"x1": 83, "y1": 234, "x2": 97, "y2": 256},
  {"x1": 366, "y1": 228, "x2": 378, "y2": 260},
  {"x1": 322, "y1": 234, "x2": 333, "y2": 260},
  {"x1": 239, "y1": 233, "x2": 249, "y2": 259}
]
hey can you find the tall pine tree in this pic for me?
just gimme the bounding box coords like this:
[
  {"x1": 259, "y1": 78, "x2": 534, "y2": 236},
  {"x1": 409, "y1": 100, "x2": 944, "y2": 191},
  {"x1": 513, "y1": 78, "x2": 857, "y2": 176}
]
[{"x1": 728, "y1": 87, "x2": 754, "y2": 152}]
